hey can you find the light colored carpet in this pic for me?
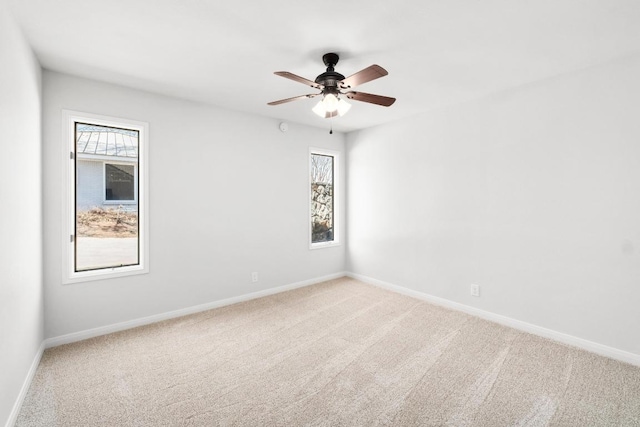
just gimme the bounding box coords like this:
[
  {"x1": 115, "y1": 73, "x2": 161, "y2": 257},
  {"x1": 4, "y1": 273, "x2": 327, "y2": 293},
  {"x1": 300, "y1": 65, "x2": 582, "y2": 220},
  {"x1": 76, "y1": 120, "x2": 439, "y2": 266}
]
[{"x1": 16, "y1": 277, "x2": 640, "y2": 426}]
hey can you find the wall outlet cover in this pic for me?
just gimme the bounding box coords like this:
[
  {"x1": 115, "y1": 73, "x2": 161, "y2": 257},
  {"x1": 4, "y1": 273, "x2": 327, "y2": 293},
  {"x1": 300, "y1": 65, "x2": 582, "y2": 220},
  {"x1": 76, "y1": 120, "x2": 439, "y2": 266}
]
[{"x1": 471, "y1": 284, "x2": 480, "y2": 297}]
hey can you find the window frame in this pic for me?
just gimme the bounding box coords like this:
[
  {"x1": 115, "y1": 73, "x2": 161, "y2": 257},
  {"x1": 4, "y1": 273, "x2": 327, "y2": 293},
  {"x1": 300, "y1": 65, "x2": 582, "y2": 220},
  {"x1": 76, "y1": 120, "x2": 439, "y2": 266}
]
[
  {"x1": 309, "y1": 147, "x2": 340, "y2": 249},
  {"x1": 63, "y1": 110, "x2": 149, "y2": 284}
]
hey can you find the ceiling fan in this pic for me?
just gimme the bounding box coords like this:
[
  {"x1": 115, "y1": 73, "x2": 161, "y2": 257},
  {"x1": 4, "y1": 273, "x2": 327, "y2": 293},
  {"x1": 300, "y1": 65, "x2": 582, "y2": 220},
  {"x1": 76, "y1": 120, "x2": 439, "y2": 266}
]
[{"x1": 268, "y1": 53, "x2": 396, "y2": 119}]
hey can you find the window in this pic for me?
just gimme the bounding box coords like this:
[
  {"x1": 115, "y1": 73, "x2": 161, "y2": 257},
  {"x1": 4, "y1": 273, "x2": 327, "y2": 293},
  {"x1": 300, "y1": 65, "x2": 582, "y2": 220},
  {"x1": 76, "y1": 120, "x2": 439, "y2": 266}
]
[
  {"x1": 105, "y1": 163, "x2": 135, "y2": 201},
  {"x1": 310, "y1": 148, "x2": 340, "y2": 248},
  {"x1": 64, "y1": 111, "x2": 149, "y2": 283}
]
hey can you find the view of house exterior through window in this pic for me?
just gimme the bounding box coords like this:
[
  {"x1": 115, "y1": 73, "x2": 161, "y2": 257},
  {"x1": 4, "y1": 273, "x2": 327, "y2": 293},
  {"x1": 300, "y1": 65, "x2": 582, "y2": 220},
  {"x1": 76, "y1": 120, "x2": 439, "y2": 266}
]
[
  {"x1": 75, "y1": 123, "x2": 139, "y2": 272},
  {"x1": 310, "y1": 153, "x2": 334, "y2": 244}
]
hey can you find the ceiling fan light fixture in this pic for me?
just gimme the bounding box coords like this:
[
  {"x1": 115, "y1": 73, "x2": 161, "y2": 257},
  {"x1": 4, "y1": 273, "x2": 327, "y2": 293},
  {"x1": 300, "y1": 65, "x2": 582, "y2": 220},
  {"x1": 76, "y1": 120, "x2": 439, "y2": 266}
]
[{"x1": 312, "y1": 93, "x2": 351, "y2": 118}]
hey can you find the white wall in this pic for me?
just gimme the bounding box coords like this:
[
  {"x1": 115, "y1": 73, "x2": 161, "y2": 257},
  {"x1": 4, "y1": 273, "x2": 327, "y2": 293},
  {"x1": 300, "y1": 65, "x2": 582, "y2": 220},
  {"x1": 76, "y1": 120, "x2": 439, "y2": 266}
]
[
  {"x1": 75, "y1": 159, "x2": 104, "y2": 210},
  {"x1": 347, "y1": 53, "x2": 640, "y2": 356},
  {"x1": 0, "y1": 3, "x2": 44, "y2": 426},
  {"x1": 42, "y1": 71, "x2": 345, "y2": 339}
]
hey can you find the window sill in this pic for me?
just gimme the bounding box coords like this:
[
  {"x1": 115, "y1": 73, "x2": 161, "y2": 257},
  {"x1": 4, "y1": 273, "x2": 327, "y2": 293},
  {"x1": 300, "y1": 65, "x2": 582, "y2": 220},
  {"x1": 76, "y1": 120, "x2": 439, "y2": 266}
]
[
  {"x1": 63, "y1": 264, "x2": 148, "y2": 285},
  {"x1": 310, "y1": 241, "x2": 341, "y2": 250}
]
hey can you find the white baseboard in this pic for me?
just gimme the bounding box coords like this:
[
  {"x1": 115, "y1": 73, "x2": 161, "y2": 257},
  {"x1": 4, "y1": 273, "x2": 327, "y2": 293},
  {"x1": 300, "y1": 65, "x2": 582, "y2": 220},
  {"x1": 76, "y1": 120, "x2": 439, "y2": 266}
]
[
  {"x1": 347, "y1": 272, "x2": 640, "y2": 367},
  {"x1": 5, "y1": 341, "x2": 45, "y2": 427},
  {"x1": 45, "y1": 271, "x2": 347, "y2": 349}
]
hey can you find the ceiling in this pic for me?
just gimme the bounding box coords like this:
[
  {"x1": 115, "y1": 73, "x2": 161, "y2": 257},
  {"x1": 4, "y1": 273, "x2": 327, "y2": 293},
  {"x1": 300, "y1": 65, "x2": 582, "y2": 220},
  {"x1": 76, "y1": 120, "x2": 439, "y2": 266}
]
[{"x1": 8, "y1": 0, "x2": 640, "y2": 133}]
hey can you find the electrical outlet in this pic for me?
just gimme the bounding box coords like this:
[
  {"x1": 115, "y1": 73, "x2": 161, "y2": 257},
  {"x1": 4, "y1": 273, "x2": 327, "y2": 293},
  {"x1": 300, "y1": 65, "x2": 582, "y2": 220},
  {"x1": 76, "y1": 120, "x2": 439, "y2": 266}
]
[
  {"x1": 251, "y1": 272, "x2": 259, "y2": 283},
  {"x1": 470, "y1": 284, "x2": 480, "y2": 297}
]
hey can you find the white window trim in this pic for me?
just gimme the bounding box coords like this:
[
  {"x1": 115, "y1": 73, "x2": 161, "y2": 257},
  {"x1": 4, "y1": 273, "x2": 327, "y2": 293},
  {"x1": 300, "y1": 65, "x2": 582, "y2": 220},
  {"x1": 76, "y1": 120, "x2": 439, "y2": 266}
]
[
  {"x1": 62, "y1": 110, "x2": 149, "y2": 284},
  {"x1": 309, "y1": 147, "x2": 340, "y2": 250},
  {"x1": 103, "y1": 161, "x2": 138, "y2": 205}
]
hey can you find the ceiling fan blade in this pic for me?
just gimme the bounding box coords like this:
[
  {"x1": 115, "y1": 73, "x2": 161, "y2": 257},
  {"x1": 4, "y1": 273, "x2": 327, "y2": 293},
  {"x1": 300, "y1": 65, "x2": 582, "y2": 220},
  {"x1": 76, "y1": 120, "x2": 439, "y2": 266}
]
[
  {"x1": 345, "y1": 91, "x2": 396, "y2": 107},
  {"x1": 274, "y1": 71, "x2": 322, "y2": 89},
  {"x1": 267, "y1": 93, "x2": 319, "y2": 106},
  {"x1": 340, "y1": 65, "x2": 388, "y2": 89}
]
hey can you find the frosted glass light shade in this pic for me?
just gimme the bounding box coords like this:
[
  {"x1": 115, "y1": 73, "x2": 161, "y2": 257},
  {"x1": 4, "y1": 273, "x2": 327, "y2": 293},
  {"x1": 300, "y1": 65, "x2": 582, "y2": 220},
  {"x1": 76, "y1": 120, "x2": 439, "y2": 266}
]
[
  {"x1": 312, "y1": 100, "x2": 326, "y2": 118},
  {"x1": 323, "y1": 94, "x2": 339, "y2": 112},
  {"x1": 337, "y1": 99, "x2": 351, "y2": 116}
]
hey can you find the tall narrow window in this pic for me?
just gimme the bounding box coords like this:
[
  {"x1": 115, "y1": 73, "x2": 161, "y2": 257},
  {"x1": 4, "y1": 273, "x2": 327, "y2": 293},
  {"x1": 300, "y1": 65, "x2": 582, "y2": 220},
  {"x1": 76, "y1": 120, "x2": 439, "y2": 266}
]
[
  {"x1": 64, "y1": 111, "x2": 148, "y2": 283},
  {"x1": 310, "y1": 148, "x2": 340, "y2": 248}
]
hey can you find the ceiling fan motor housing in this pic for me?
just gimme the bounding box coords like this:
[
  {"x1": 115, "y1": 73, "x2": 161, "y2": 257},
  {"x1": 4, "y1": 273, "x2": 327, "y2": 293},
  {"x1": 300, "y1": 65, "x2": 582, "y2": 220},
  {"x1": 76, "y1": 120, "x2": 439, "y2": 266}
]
[{"x1": 316, "y1": 53, "x2": 345, "y2": 95}]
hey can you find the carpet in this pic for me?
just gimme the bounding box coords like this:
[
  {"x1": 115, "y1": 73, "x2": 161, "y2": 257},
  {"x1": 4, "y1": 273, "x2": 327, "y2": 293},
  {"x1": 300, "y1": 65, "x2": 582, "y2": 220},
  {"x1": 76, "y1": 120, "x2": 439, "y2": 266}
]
[{"x1": 16, "y1": 277, "x2": 640, "y2": 426}]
